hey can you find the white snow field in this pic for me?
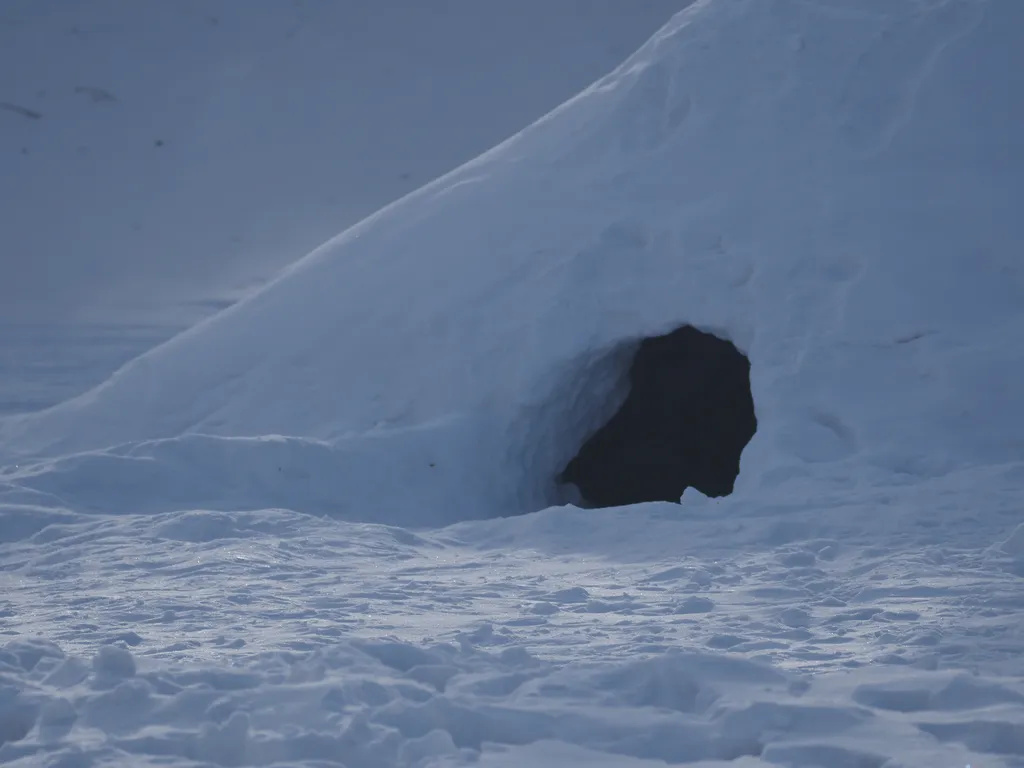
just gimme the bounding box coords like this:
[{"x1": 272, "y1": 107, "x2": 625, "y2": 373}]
[{"x1": 3, "y1": 0, "x2": 1024, "y2": 765}]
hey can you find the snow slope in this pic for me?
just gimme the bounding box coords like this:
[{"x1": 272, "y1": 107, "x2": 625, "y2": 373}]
[{"x1": 2, "y1": 0, "x2": 1024, "y2": 766}]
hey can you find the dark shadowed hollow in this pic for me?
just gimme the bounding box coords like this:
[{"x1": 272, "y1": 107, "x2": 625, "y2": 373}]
[{"x1": 558, "y1": 325, "x2": 757, "y2": 507}]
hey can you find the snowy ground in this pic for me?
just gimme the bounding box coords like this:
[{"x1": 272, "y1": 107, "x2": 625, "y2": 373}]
[
  {"x1": 3, "y1": 478, "x2": 1023, "y2": 766},
  {"x1": 3, "y1": 0, "x2": 1024, "y2": 766}
]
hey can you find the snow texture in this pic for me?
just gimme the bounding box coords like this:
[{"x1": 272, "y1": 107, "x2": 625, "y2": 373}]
[{"x1": 2, "y1": 0, "x2": 1023, "y2": 766}]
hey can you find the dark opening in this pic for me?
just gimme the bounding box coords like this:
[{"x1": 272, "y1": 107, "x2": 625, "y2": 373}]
[{"x1": 557, "y1": 325, "x2": 756, "y2": 508}]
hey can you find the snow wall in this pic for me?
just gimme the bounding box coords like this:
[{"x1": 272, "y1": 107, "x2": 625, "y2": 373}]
[{"x1": 3, "y1": 0, "x2": 1023, "y2": 526}]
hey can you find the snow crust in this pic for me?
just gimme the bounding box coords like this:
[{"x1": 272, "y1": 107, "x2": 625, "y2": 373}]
[{"x1": 2, "y1": 0, "x2": 1024, "y2": 766}]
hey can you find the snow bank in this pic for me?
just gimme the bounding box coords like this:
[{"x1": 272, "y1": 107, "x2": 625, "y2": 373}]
[{"x1": 3, "y1": 0, "x2": 1023, "y2": 523}]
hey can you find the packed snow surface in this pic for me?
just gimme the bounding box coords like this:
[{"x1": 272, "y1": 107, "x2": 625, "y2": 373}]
[{"x1": 2, "y1": 0, "x2": 1024, "y2": 766}]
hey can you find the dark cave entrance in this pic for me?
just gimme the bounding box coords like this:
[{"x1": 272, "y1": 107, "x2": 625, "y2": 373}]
[{"x1": 557, "y1": 325, "x2": 757, "y2": 508}]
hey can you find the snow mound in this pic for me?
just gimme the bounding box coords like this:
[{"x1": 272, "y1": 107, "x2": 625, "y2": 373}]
[{"x1": 3, "y1": 0, "x2": 1023, "y2": 522}]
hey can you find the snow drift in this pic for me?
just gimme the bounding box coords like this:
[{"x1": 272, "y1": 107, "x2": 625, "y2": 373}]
[{"x1": 2, "y1": 0, "x2": 1023, "y2": 526}]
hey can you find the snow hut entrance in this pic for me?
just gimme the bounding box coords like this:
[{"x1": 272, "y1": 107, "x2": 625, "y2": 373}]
[{"x1": 558, "y1": 325, "x2": 756, "y2": 508}]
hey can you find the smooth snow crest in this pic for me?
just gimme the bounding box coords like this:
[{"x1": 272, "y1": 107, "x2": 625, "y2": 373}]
[{"x1": 3, "y1": 0, "x2": 1023, "y2": 527}]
